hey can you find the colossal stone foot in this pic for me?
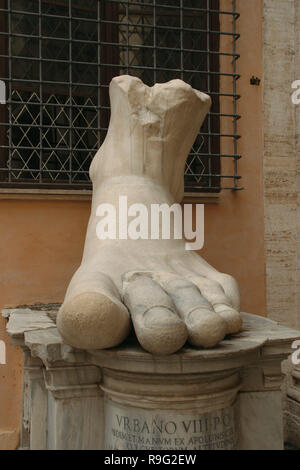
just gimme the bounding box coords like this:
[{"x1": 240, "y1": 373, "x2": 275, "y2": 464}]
[{"x1": 57, "y1": 75, "x2": 242, "y2": 354}]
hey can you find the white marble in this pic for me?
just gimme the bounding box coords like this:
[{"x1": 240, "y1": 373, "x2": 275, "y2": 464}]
[
  {"x1": 285, "y1": 364, "x2": 300, "y2": 448},
  {"x1": 239, "y1": 391, "x2": 284, "y2": 450},
  {"x1": 57, "y1": 75, "x2": 241, "y2": 354},
  {"x1": 105, "y1": 402, "x2": 238, "y2": 450}
]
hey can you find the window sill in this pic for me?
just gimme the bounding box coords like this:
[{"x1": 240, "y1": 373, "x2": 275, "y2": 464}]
[
  {"x1": 183, "y1": 192, "x2": 220, "y2": 204},
  {"x1": 0, "y1": 188, "x2": 92, "y2": 201},
  {"x1": 0, "y1": 188, "x2": 220, "y2": 203}
]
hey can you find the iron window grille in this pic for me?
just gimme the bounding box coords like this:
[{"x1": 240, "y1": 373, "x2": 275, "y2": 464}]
[{"x1": 0, "y1": 0, "x2": 241, "y2": 192}]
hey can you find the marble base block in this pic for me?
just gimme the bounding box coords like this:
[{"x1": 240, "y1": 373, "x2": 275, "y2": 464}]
[
  {"x1": 3, "y1": 307, "x2": 300, "y2": 450},
  {"x1": 285, "y1": 364, "x2": 300, "y2": 448}
]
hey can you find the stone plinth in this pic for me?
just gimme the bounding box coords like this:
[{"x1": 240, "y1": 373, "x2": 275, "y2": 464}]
[
  {"x1": 285, "y1": 361, "x2": 300, "y2": 448},
  {"x1": 3, "y1": 307, "x2": 300, "y2": 450}
]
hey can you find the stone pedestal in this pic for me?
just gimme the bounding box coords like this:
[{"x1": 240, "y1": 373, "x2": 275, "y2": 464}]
[
  {"x1": 3, "y1": 307, "x2": 300, "y2": 450},
  {"x1": 101, "y1": 362, "x2": 239, "y2": 450},
  {"x1": 285, "y1": 362, "x2": 300, "y2": 448}
]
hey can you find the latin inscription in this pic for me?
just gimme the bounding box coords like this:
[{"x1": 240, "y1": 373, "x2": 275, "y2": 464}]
[{"x1": 105, "y1": 403, "x2": 238, "y2": 450}]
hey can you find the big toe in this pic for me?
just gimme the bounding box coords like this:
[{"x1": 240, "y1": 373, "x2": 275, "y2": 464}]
[{"x1": 57, "y1": 292, "x2": 131, "y2": 350}]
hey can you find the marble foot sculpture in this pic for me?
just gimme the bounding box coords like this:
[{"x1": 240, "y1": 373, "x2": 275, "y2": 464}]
[{"x1": 57, "y1": 75, "x2": 242, "y2": 354}]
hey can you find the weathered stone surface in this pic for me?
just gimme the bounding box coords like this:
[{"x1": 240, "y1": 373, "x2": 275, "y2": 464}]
[
  {"x1": 24, "y1": 328, "x2": 87, "y2": 366},
  {"x1": 45, "y1": 365, "x2": 104, "y2": 450},
  {"x1": 5, "y1": 308, "x2": 55, "y2": 344},
  {"x1": 21, "y1": 355, "x2": 47, "y2": 450},
  {"x1": 285, "y1": 362, "x2": 300, "y2": 448},
  {"x1": 285, "y1": 397, "x2": 300, "y2": 448},
  {"x1": 105, "y1": 402, "x2": 239, "y2": 450},
  {"x1": 239, "y1": 390, "x2": 284, "y2": 450}
]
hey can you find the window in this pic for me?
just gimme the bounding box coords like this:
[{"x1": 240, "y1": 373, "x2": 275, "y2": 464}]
[{"x1": 0, "y1": 0, "x2": 241, "y2": 191}]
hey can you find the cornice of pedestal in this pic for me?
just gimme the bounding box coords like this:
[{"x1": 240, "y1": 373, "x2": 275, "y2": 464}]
[{"x1": 2, "y1": 307, "x2": 300, "y2": 385}]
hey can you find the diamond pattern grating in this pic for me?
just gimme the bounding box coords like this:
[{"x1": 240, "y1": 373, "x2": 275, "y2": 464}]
[{"x1": 0, "y1": 0, "x2": 241, "y2": 191}]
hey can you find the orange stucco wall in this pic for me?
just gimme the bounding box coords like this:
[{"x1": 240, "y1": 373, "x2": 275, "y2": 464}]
[
  {"x1": 0, "y1": 0, "x2": 265, "y2": 449},
  {"x1": 0, "y1": 199, "x2": 90, "y2": 448}
]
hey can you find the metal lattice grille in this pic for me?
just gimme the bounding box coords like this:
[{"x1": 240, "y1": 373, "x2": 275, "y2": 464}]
[{"x1": 0, "y1": 0, "x2": 241, "y2": 191}]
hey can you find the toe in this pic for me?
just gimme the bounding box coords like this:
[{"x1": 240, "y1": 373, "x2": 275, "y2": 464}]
[
  {"x1": 187, "y1": 309, "x2": 227, "y2": 348},
  {"x1": 170, "y1": 251, "x2": 240, "y2": 312},
  {"x1": 213, "y1": 305, "x2": 243, "y2": 334},
  {"x1": 154, "y1": 273, "x2": 227, "y2": 348},
  {"x1": 123, "y1": 273, "x2": 188, "y2": 355},
  {"x1": 57, "y1": 292, "x2": 130, "y2": 350},
  {"x1": 207, "y1": 272, "x2": 240, "y2": 312},
  {"x1": 140, "y1": 306, "x2": 188, "y2": 355},
  {"x1": 188, "y1": 276, "x2": 242, "y2": 334}
]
